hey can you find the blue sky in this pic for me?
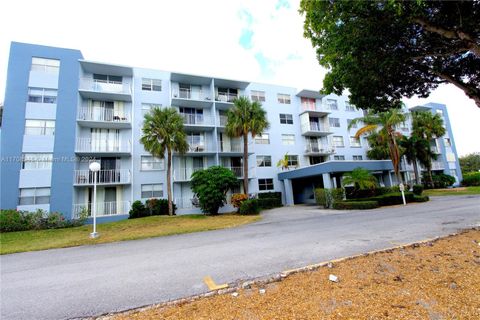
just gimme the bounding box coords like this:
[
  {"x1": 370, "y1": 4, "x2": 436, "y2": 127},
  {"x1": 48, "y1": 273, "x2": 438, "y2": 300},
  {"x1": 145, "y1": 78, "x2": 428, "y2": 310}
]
[{"x1": 0, "y1": 0, "x2": 478, "y2": 155}]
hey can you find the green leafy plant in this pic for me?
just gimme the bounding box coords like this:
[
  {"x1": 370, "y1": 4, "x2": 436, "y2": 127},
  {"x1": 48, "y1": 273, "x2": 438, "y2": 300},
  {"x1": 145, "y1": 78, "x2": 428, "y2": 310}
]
[
  {"x1": 333, "y1": 201, "x2": 379, "y2": 210},
  {"x1": 239, "y1": 199, "x2": 260, "y2": 215},
  {"x1": 413, "y1": 184, "x2": 424, "y2": 196},
  {"x1": 342, "y1": 167, "x2": 378, "y2": 190},
  {"x1": 191, "y1": 166, "x2": 239, "y2": 215},
  {"x1": 315, "y1": 188, "x2": 344, "y2": 208},
  {"x1": 231, "y1": 193, "x2": 249, "y2": 210},
  {"x1": 129, "y1": 200, "x2": 148, "y2": 219},
  {"x1": 459, "y1": 153, "x2": 480, "y2": 173},
  {"x1": 276, "y1": 153, "x2": 290, "y2": 171},
  {"x1": 462, "y1": 172, "x2": 480, "y2": 186}
]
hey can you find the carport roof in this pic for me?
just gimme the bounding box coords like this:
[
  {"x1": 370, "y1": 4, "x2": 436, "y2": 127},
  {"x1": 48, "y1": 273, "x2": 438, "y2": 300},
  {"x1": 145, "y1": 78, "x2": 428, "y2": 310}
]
[{"x1": 277, "y1": 160, "x2": 393, "y2": 181}]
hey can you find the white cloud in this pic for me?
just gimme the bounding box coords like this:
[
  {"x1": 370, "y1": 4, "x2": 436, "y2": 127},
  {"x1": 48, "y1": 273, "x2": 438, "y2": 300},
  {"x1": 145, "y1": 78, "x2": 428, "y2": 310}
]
[{"x1": 0, "y1": 0, "x2": 477, "y2": 155}]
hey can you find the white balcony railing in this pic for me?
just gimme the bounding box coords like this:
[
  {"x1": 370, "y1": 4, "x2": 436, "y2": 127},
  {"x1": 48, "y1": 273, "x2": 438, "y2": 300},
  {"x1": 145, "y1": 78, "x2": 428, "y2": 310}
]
[
  {"x1": 74, "y1": 169, "x2": 131, "y2": 185},
  {"x1": 431, "y1": 161, "x2": 445, "y2": 170},
  {"x1": 302, "y1": 123, "x2": 330, "y2": 133},
  {"x1": 174, "y1": 167, "x2": 204, "y2": 181},
  {"x1": 219, "y1": 141, "x2": 243, "y2": 153},
  {"x1": 79, "y1": 78, "x2": 131, "y2": 95},
  {"x1": 180, "y1": 114, "x2": 214, "y2": 126},
  {"x1": 186, "y1": 142, "x2": 215, "y2": 153},
  {"x1": 305, "y1": 144, "x2": 335, "y2": 154},
  {"x1": 76, "y1": 138, "x2": 131, "y2": 153},
  {"x1": 77, "y1": 106, "x2": 131, "y2": 123},
  {"x1": 218, "y1": 115, "x2": 228, "y2": 126},
  {"x1": 216, "y1": 93, "x2": 238, "y2": 103},
  {"x1": 73, "y1": 201, "x2": 130, "y2": 218},
  {"x1": 300, "y1": 104, "x2": 329, "y2": 113},
  {"x1": 172, "y1": 88, "x2": 211, "y2": 101}
]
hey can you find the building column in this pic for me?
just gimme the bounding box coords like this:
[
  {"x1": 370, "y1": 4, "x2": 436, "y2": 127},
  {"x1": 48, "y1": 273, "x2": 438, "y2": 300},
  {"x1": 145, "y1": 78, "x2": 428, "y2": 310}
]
[
  {"x1": 283, "y1": 179, "x2": 294, "y2": 206},
  {"x1": 322, "y1": 173, "x2": 332, "y2": 189},
  {"x1": 385, "y1": 171, "x2": 393, "y2": 187}
]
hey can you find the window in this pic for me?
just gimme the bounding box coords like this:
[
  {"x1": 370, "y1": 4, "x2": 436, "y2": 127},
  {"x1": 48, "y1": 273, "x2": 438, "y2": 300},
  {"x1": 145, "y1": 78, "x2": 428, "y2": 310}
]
[
  {"x1": 25, "y1": 120, "x2": 55, "y2": 135},
  {"x1": 279, "y1": 114, "x2": 293, "y2": 124},
  {"x1": 250, "y1": 90, "x2": 265, "y2": 102},
  {"x1": 287, "y1": 155, "x2": 299, "y2": 167},
  {"x1": 345, "y1": 102, "x2": 355, "y2": 111},
  {"x1": 22, "y1": 153, "x2": 53, "y2": 169},
  {"x1": 28, "y1": 87, "x2": 57, "y2": 104},
  {"x1": 309, "y1": 156, "x2": 325, "y2": 165},
  {"x1": 349, "y1": 136, "x2": 361, "y2": 147},
  {"x1": 141, "y1": 184, "x2": 163, "y2": 199},
  {"x1": 353, "y1": 155, "x2": 363, "y2": 161},
  {"x1": 329, "y1": 117, "x2": 340, "y2": 127},
  {"x1": 217, "y1": 88, "x2": 238, "y2": 102},
  {"x1": 256, "y1": 155, "x2": 272, "y2": 167},
  {"x1": 347, "y1": 119, "x2": 357, "y2": 129},
  {"x1": 444, "y1": 138, "x2": 451, "y2": 147},
  {"x1": 334, "y1": 155, "x2": 345, "y2": 161},
  {"x1": 301, "y1": 97, "x2": 316, "y2": 110},
  {"x1": 93, "y1": 74, "x2": 122, "y2": 83},
  {"x1": 19, "y1": 187, "x2": 50, "y2": 205},
  {"x1": 277, "y1": 93, "x2": 291, "y2": 104},
  {"x1": 281, "y1": 134, "x2": 295, "y2": 145},
  {"x1": 258, "y1": 178, "x2": 274, "y2": 191},
  {"x1": 31, "y1": 57, "x2": 60, "y2": 73},
  {"x1": 326, "y1": 99, "x2": 338, "y2": 110},
  {"x1": 255, "y1": 133, "x2": 270, "y2": 144},
  {"x1": 332, "y1": 136, "x2": 344, "y2": 147},
  {"x1": 142, "y1": 78, "x2": 162, "y2": 91},
  {"x1": 141, "y1": 156, "x2": 164, "y2": 171}
]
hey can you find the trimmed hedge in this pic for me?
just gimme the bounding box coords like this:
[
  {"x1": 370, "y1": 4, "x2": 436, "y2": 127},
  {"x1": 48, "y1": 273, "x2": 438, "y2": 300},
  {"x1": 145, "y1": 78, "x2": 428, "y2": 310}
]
[
  {"x1": 413, "y1": 184, "x2": 424, "y2": 195},
  {"x1": 0, "y1": 209, "x2": 86, "y2": 232},
  {"x1": 333, "y1": 201, "x2": 379, "y2": 210},
  {"x1": 367, "y1": 192, "x2": 414, "y2": 206},
  {"x1": 239, "y1": 199, "x2": 261, "y2": 215},
  {"x1": 345, "y1": 186, "x2": 402, "y2": 200},
  {"x1": 257, "y1": 192, "x2": 282, "y2": 200},
  {"x1": 315, "y1": 188, "x2": 344, "y2": 208},
  {"x1": 413, "y1": 195, "x2": 430, "y2": 202},
  {"x1": 257, "y1": 197, "x2": 282, "y2": 209},
  {"x1": 462, "y1": 172, "x2": 480, "y2": 186},
  {"x1": 129, "y1": 199, "x2": 176, "y2": 219}
]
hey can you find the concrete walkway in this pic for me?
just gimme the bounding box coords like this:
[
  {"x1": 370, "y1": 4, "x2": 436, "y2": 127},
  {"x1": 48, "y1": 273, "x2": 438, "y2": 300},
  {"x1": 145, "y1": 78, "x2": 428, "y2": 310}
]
[{"x1": 1, "y1": 195, "x2": 479, "y2": 319}]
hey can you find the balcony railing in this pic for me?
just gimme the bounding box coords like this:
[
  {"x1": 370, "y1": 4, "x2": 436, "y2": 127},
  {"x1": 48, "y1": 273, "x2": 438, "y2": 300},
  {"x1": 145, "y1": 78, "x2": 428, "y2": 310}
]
[
  {"x1": 74, "y1": 169, "x2": 131, "y2": 185},
  {"x1": 300, "y1": 104, "x2": 329, "y2": 113},
  {"x1": 219, "y1": 142, "x2": 243, "y2": 153},
  {"x1": 185, "y1": 142, "x2": 215, "y2": 153},
  {"x1": 216, "y1": 93, "x2": 238, "y2": 103},
  {"x1": 180, "y1": 114, "x2": 214, "y2": 126},
  {"x1": 302, "y1": 123, "x2": 330, "y2": 133},
  {"x1": 431, "y1": 161, "x2": 445, "y2": 170},
  {"x1": 305, "y1": 144, "x2": 335, "y2": 154},
  {"x1": 77, "y1": 106, "x2": 131, "y2": 123},
  {"x1": 218, "y1": 115, "x2": 228, "y2": 126},
  {"x1": 73, "y1": 201, "x2": 130, "y2": 218},
  {"x1": 79, "y1": 78, "x2": 131, "y2": 95},
  {"x1": 174, "y1": 167, "x2": 204, "y2": 181},
  {"x1": 76, "y1": 138, "x2": 131, "y2": 153},
  {"x1": 172, "y1": 88, "x2": 211, "y2": 101}
]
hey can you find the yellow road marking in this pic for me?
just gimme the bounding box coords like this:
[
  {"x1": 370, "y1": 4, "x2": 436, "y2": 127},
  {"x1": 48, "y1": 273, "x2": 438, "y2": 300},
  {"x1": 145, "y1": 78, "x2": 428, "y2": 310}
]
[{"x1": 203, "y1": 276, "x2": 228, "y2": 291}]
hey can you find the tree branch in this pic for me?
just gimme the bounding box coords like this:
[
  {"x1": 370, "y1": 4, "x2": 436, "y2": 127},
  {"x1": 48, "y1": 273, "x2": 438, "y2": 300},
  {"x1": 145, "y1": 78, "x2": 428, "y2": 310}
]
[
  {"x1": 412, "y1": 17, "x2": 480, "y2": 57},
  {"x1": 432, "y1": 71, "x2": 480, "y2": 108}
]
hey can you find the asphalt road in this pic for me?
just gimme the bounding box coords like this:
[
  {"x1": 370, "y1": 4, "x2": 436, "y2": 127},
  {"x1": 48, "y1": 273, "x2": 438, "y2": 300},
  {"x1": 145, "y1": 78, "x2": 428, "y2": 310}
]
[{"x1": 1, "y1": 195, "x2": 479, "y2": 320}]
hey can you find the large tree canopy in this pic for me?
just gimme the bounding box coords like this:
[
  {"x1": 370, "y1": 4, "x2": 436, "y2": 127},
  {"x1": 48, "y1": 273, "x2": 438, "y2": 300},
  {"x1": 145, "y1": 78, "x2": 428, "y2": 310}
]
[{"x1": 300, "y1": 0, "x2": 480, "y2": 110}]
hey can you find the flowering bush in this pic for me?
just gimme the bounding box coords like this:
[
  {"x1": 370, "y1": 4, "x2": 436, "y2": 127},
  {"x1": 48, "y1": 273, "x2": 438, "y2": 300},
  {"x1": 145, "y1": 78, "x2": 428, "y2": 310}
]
[{"x1": 231, "y1": 193, "x2": 248, "y2": 209}]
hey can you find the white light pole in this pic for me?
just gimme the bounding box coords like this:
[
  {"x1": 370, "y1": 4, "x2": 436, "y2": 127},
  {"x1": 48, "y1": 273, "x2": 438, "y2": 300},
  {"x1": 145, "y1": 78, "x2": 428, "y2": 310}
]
[
  {"x1": 399, "y1": 183, "x2": 406, "y2": 206},
  {"x1": 89, "y1": 161, "x2": 101, "y2": 238}
]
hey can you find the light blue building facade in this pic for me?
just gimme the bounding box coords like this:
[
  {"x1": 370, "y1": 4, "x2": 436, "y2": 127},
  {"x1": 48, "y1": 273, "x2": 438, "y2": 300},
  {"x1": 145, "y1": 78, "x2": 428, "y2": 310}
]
[{"x1": 0, "y1": 42, "x2": 463, "y2": 220}]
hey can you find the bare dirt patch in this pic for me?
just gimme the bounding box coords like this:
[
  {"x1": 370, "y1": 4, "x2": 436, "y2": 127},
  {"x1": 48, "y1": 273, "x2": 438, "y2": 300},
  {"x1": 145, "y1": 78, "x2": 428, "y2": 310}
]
[{"x1": 109, "y1": 229, "x2": 480, "y2": 320}]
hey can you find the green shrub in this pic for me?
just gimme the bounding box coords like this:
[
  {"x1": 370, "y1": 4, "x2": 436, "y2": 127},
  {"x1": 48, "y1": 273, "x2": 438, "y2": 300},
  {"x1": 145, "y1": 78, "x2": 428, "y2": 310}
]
[
  {"x1": 345, "y1": 186, "x2": 399, "y2": 199},
  {"x1": 257, "y1": 192, "x2": 282, "y2": 200},
  {"x1": 257, "y1": 197, "x2": 282, "y2": 209},
  {"x1": 462, "y1": 172, "x2": 480, "y2": 186},
  {"x1": 315, "y1": 188, "x2": 344, "y2": 208},
  {"x1": 315, "y1": 188, "x2": 328, "y2": 208},
  {"x1": 0, "y1": 210, "x2": 27, "y2": 232},
  {"x1": 145, "y1": 198, "x2": 175, "y2": 216},
  {"x1": 425, "y1": 173, "x2": 456, "y2": 189},
  {"x1": 413, "y1": 184, "x2": 424, "y2": 195},
  {"x1": 239, "y1": 199, "x2": 260, "y2": 215},
  {"x1": 413, "y1": 195, "x2": 430, "y2": 202},
  {"x1": 129, "y1": 200, "x2": 148, "y2": 219},
  {"x1": 368, "y1": 192, "x2": 414, "y2": 206},
  {"x1": 22, "y1": 209, "x2": 45, "y2": 230},
  {"x1": 333, "y1": 201, "x2": 379, "y2": 210},
  {"x1": 231, "y1": 193, "x2": 248, "y2": 209}
]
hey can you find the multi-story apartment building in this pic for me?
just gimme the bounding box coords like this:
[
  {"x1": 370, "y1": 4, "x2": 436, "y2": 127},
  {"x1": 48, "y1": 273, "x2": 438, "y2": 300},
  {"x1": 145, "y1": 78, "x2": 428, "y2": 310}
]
[{"x1": 0, "y1": 42, "x2": 463, "y2": 220}]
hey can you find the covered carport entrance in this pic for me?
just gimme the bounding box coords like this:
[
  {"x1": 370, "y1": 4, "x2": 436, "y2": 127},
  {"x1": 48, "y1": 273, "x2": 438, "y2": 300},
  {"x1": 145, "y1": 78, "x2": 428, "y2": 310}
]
[{"x1": 278, "y1": 160, "x2": 394, "y2": 206}]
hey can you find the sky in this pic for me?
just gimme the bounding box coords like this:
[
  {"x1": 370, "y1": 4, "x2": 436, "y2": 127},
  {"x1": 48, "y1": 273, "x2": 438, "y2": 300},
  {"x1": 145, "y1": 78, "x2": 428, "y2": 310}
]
[{"x1": 0, "y1": 0, "x2": 478, "y2": 156}]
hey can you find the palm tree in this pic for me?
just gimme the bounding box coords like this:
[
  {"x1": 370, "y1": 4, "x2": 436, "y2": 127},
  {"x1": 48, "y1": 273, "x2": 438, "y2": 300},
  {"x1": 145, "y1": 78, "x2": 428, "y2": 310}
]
[
  {"x1": 226, "y1": 96, "x2": 270, "y2": 194},
  {"x1": 412, "y1": 111, "x2": 446, "y2": 187},
  {"x1": 277, "y1": 153, "x2": 290, "y2": 171},
  {"x1": 342, "y1": 167, "x2": 377, "y2": 190},
  {"x1": 349, "y1": 109, "x2": 407, "y2": 184},
  {"x1": 141, "y1": 107, "x2": 188, "y2": 215}
]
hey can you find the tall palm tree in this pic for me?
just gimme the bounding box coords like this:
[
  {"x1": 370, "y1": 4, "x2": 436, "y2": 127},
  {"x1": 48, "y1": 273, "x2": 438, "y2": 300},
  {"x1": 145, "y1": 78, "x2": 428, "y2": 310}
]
[
  {"x1": 412, "y1": 111, "x2": 446, "y2": 187},
  {"x1": 342, "y1": 167, "x2": 377, "y2": 190},
  {"x1": 349, "y1": 108, "x2": 407, "y2": 184},
  {"x1": 400, "y1": 135, "x2": 428, "y2": 184},
  {"x1": 226, "y1": 96, "x2": 270, "y2": 194},
  {"x1": 141, "y1": 107, "x2": 188, "y2": 215}
]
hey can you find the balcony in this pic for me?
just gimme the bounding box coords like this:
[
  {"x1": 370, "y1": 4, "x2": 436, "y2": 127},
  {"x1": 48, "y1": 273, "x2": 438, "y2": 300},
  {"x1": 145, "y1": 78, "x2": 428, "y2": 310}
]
[
  {"x1": 431, "y1": 146, "x2": 441, "y2": 154},
  {"x1": 79, "y1": 78, "x2": 132, "y2": 101},
  {"x1": 171, "y1": 88, "x2": 213, "y2": 108},
  {"x1": 180, "y1": 114, "x2": 215, "y2": 131},
  {"x1": 73, "y1": 201, "x2": 130, "y2": 218},
  {"x1": 174, "y1": 167, "x2": 204, "y2": 182},
  {"x1": 301, "y1": 123, "x2": 332, "y2": 137},
  {"x1": 74, "y1": 169, "x2": 131, "y2": 186},
  {"x1": 218, "y1": 115, "x2": 228, "y2": 127},
  {"x1": 224, "y1": 166, "x2": 255, "y2": 179},
  {"x1": 181, "y1": 142, "x2": 216, "y2": 155},
  {"x1": 75, "y1": 138, "x2": 131, "y2": 155},
  {"x1": 299, "y1": 104, "x2": 330, "y2": 117},
  {"x1": 218, "y1": 141, "x2": 254, "y2": 155},
  {"x1": 304, "y1": 144, "x2": 335, "y2": 155},
  {"x1": 77, "y1": 106, "x2": 131, "y2": 128},
  {"x1": 215, "y1": 92, "x2": 239, "y2": 110}
]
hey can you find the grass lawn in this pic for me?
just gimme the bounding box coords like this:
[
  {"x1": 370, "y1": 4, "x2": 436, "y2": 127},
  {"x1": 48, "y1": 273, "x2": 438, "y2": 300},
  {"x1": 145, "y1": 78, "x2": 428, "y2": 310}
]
[
  {"x1": 423, "y1": 186, "x2": 480, "y2": 197},
  {"x1": 0, "y1": 214, "x2": 261, "y2": 255}
]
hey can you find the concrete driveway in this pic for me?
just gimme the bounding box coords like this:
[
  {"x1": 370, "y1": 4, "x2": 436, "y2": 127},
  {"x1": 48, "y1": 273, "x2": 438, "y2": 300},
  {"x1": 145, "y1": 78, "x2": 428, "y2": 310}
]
[{"x1": 1, "y1": 195, "x2": 479, "y2": 319}]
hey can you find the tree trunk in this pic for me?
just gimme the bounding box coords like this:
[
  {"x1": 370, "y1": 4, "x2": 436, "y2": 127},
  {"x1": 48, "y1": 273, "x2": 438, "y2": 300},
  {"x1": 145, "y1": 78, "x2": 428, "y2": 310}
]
[
  {"x1": 167, "y1": 149, "x2": 173, "y2": 216},
  {"x1": 243, "y1": 133, "x2": 249, "y2": 194},
  {"x1": 388, "y1": 131, "x2": 403, "y2": 184},
  {"x1": 413, "y1": 158, "x2": 420, "y2": 185}
]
